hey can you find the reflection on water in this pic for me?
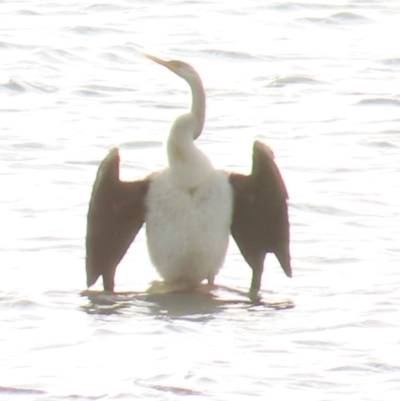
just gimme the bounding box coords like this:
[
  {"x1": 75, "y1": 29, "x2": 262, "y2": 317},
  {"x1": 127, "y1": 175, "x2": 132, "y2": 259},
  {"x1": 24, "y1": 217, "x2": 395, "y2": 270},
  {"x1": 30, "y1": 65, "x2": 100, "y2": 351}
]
[
  {"x1": 81, "y1": 289, "x2": 295, "y2": 320},
  {"x1": 1, "y1": 0, "x2": 400, "y2": 399}
]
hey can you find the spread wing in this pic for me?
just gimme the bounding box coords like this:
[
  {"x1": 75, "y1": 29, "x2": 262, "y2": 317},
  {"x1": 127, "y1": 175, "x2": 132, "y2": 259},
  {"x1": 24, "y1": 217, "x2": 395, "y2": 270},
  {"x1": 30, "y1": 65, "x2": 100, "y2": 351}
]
[
  {"x1": 85, "y1": 148, "x2": 149, "y2": 291},
  {"x1": 229, "y1": 140, "x2": 291, "y2": 292}
]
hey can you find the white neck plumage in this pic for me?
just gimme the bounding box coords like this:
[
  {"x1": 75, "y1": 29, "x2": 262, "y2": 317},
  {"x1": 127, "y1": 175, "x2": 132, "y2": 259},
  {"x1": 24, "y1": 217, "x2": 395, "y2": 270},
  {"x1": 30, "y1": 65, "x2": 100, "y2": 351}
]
[
  {"x1": 189, "y1": 72, "x2": 205, "y2": 140},
  {"x1": 166, "y1": 70, "x2": 212, "y2": 191}
]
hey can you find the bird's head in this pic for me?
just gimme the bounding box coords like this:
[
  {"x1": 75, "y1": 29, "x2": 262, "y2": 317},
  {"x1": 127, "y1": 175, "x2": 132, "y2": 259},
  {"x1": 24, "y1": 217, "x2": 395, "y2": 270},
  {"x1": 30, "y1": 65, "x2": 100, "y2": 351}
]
[
  {"x1": 144, "y1": 53, "x2": 205, "y2": 140},
  {"x1": 143, "y1": 54, "x2": 200, "y2": 83}
]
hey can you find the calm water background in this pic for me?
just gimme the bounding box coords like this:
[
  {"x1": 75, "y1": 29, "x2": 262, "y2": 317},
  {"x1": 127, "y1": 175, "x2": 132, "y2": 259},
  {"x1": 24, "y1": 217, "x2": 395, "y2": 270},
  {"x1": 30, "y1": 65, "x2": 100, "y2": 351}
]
[{"x1": 1, "y1": 0, "x2": 400, "y2": 400}]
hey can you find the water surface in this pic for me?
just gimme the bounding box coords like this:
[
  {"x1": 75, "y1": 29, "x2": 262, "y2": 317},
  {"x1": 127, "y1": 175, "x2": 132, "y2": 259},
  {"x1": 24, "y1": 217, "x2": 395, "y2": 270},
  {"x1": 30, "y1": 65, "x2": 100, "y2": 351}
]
[{"x1": 1, "y1": 0, "x2": 400, "y2": 400}]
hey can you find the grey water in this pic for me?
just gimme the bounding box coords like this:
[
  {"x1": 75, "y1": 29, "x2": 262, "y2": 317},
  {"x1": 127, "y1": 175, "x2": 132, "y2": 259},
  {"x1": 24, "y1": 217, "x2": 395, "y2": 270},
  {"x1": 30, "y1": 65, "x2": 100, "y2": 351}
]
[{"x1": 1, "y1": 0, "x2": 400, "y2": 400}]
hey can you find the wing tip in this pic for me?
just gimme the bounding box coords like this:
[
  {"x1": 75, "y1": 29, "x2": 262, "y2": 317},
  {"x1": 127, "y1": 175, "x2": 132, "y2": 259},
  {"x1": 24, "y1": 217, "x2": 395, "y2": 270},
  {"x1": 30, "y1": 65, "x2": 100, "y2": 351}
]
[
  {"x1": 104, "y1": 147, "x2": 120, "y2": 164},
  {"x1": 86, "y1": 270, "x2": 100, "y2": 289},
  {"x1": 94, "y1": 147, "x2": 121, "y2": 186},
  {"x1": 252, "y1": 140, "x2": 289, "y2": 200},
  {"x1": 254, "y1": 140, "x2": 274, "y2": 159},
  {"x1": 281, "y1": 264, "x2": 292, "y2": 278},
  {"x1": 275, "y1": 249, "x2": 292, "y2": 278},
  {"x1": 109, "y1": 147, "x2": 119, "y2": 156}
]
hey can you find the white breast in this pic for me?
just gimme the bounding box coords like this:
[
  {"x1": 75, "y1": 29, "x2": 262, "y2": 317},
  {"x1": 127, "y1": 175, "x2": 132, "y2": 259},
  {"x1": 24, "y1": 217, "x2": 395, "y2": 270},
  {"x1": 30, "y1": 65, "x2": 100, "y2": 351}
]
[{"x1": 145, "y1": 169, "x2": 233, "y2": 284}]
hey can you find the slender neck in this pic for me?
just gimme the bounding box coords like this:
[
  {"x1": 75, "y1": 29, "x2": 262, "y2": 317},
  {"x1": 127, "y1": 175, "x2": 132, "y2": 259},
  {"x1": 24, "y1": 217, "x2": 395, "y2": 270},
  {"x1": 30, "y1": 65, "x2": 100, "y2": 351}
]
[
  {"x1": 188, "y1": 73, "x2": 205, "y2": 139},
  {"x1": 166, "y1": 114, "x2": 212, "y2": 189},
  {"x1": 164, "y1": 63, "x2": 210, "y2": 189}
]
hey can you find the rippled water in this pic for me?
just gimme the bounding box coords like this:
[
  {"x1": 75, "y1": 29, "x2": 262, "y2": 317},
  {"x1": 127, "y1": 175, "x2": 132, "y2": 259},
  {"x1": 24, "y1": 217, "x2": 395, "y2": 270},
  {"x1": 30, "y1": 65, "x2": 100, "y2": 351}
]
[{"x1": 1, "y1": 0, "x2": 400, "y2": 400}]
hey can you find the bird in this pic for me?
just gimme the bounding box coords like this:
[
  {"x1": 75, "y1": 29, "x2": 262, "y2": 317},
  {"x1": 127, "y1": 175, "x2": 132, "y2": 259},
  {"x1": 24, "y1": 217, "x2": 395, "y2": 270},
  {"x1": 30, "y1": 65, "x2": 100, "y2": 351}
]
[{"x1": 85, "y1": 54, "x2": 291, "y2": 298}]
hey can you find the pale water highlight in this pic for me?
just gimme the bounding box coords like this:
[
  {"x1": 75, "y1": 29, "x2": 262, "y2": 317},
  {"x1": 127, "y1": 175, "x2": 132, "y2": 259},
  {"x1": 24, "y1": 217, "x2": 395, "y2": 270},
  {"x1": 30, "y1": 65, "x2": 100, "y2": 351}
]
[{"x1": 1, "y1": 1, "x2": 400, "y2": 400}]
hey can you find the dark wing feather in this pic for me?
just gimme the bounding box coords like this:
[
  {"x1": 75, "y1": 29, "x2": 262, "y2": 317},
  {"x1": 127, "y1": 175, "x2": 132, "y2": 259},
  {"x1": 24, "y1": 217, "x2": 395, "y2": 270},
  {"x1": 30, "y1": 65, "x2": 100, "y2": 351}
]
[
  {"x1": 85, "y1": 148, "x2": 149, "y2": 291},
  {"x1": 229, "y1": 140, "x2": 291, "y2": 292}
]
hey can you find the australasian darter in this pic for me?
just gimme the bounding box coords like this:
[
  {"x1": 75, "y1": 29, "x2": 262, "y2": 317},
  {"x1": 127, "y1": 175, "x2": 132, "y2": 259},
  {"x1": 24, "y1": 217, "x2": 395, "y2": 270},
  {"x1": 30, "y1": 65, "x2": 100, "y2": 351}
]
[{"x1": 85, "y1": 54, "x2": 291, "y2": 298}]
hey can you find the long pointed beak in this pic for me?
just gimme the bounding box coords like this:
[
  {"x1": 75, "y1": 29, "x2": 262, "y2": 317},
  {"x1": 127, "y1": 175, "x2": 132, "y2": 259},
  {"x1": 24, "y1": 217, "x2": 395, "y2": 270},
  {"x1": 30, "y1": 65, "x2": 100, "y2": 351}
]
[{"x1": 143, "y1": 53, "x2": 171, "y2": 69}]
